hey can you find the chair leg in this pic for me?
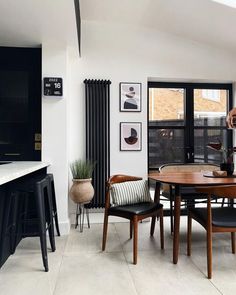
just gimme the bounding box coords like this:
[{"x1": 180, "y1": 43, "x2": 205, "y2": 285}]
[
  {"x1": 207, "y1": 227, "x2": 213, "y2": 279},
  {"x1": 35, "y1": 185, "x2": 48, "y2": 272},
  {"x1": 170, "y1": 197, "x2": 174, "y2": 234},
  {"x1": 159, "y1": 209, "x2": 164, "y2": 249},
  {"x1": 51, "y1": 179, "x2": 61, "y2": 236},
  {"x1": 130, "y1": 220, "x2": 133, "y2": 239},
  {"x1": 187, "y1": 212, "x2": 192, "y2": 256},
  {"x1": 133, "y1": 215, "x2": 138, "y2": 265},
  {"x1": 102, "y1": 211, "x2": 109, "y2": 251},
  {"x1": 54, "y1": 214, "x2": 60, "y2": 236},
  {"x1": 150, "y1": 216, "x2": 156, "y2": 236},
  {"x1": 221, "y1": 198, "x2": 225, "y2": 207},
  {"x1": 45, "y1": 185, "x2": 56, "y2": 252},
  {"x1": 231, "y1": 232, "x2": 235, "y2": 254}
]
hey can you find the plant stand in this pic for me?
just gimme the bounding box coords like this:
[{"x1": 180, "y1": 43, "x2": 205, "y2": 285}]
[{"x1": 75, "y1": 202, "x2": 90, "y2": 232}]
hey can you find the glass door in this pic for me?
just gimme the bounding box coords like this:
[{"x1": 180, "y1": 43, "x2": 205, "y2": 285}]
[
  {"x1": 149, "y1": 86, "x2": 186, "y2": 170},
  {"x1": 148, "y1": 82, "x2": 232, "y2": 171},
  {"x1": 193, "y1": 88, "x2": 231, "y2": 163}
]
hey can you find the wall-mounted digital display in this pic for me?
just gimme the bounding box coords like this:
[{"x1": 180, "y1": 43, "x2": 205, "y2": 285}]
[{"x1": 43, "y1": 77, "x2": 63, "y2": 96}]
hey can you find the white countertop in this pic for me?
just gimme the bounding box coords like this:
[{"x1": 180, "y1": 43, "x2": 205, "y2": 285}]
[{"x1": 0, "y1": 161, "x2": 50, "y2": 185}]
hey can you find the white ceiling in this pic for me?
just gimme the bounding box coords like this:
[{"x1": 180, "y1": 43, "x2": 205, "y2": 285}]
[
  {"x1": 0, "y1": 0, "x2": 78, "y2": 48},
  {"x1": 0, "y1": 0, "x2": 235, "y2": 53},
  {"x1": 80, "y1": 0, "x2": 236, "y2": 53}
]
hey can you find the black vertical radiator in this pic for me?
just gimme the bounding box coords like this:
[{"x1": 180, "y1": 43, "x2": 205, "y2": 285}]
[{"x1": 84, "y1": 79, "x2": 111, "y2": 208}]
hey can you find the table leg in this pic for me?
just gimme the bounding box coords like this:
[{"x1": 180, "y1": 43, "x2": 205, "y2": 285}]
[
  {"x1": 151, "y1": 182, "x2": 161, "y2": 233},
  {"x1": 173, "y1": 185, "x2": 181, "y2": 264}
]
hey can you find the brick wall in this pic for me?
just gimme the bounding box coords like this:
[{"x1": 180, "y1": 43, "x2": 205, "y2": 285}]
[{"x1": 149, "y1": 88, "x2": 227, "y2": 120}]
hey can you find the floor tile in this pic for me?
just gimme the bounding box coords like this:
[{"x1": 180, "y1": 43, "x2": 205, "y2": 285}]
[
  {"x1": 53, "y1": 252, "x2": 137, "y2": 295},
  {"x1": 125, "y1": 250, "x2": 221, "y2": 295},
  {"x1": 158, "y1": 216, "x2": 231, "y2": 253},
  {"x1": 115, "y1": 221, "x2": 164, "y2": 253},
  {"x1": 190, "y1": 245, "x2": 236, "y2": 294},
  {"x1": 0, "y1": 252, "x2": 63, "y2": 295},
  {"x1": 64, "y1": 224, "x2": 122, "y2": 254},
  {"x1": 15, "y1": 235, "x2": 68, "y2": 256},
  {"x1": 2, "y1": 218, "x2": 236, "y2": 295}
]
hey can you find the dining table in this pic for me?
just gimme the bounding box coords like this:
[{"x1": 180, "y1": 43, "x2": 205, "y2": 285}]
[{"x1": 148, "y1": 171, "x2": 236, "y2": 264}]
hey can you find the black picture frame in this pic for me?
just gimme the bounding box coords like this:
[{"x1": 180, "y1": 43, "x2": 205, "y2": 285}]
[
  {"x1": 119, "y1": 82, "x2": 142, "y2": 112},
  {"x1": 120, "y1": 122, "x2": 142, "y2": 151}
]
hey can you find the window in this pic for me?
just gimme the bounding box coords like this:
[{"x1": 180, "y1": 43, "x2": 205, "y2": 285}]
[
  {"x1": 202, "y1": 89, "x2": 220, "y2": 102},
  {"x1": 148, "y1": 82, "x2": 232, "y2": 170}
]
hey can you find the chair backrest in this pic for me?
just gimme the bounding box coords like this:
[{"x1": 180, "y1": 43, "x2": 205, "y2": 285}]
[
  {"x1": 196, "y1": 185, "x2": 236, "y2": 227},
  {"x1": 159, "y1": 163, "x2": 219, "y2": 173},
  {"x1": 105, "y1": 175, "x2": 143, "y2": 208},
  {"x1": 159, "y1": 163, "x2": 219, "y2": 193},
  {"x1": 107, "y1": 174, "x2": 142, "y2": 186}
]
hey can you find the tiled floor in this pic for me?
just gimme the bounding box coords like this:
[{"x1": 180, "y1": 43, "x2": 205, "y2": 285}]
[{"x1": 1, "y1": 217, "x2": 236, "y2": 295}]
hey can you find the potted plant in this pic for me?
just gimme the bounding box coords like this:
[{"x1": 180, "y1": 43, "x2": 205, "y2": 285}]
[
  {"x1": 69, "y1": 159, "x2": 96, "y2": 203},
  {"x1": 207, "y1": 140, "x2": 236, "y2": 175}
]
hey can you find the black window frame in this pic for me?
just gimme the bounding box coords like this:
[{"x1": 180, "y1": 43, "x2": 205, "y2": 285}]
[{"x1": 148, "y1": 81, "x2": 233, "y2": 171}]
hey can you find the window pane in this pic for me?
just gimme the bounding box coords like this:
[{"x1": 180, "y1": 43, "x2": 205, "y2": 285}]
[
  {"x1": 149, "y1": 128, "x2": 184, "y2": 168},
  {"x1": 149, "y1": 88, "x2": 185, "y2": 126},
  {"x1": 194, "y1": 129, "x2": 227, "y2": 163},
  {"x1": 194, "y1": 89, "x2": 227, "y2": 127}
]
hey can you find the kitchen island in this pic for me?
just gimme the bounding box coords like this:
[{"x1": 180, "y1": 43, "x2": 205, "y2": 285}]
[{"x1": 0, "y1": 161, "x2": 49, "y2": 267}]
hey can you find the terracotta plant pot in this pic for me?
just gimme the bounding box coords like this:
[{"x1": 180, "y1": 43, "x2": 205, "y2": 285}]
[{"x1": 69, "y1": 178, "x2": 94, "y2": 204}]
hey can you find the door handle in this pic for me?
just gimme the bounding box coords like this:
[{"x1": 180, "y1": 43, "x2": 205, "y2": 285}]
[{"x1": 187, "y1": 152, "x2": 194, "y2": 160}]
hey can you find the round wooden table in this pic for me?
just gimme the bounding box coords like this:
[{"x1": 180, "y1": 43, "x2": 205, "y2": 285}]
[{"x1": 149, "y1": 172, "x2": 236, "y2": 264}]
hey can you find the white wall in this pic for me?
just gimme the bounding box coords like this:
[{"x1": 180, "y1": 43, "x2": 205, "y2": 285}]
[
  {"x1": 68, "y1": 21, "x2": 236, "y2": 181},
  {"x1": 42, "y1": 42, "x2": 70, "y2": 234}
]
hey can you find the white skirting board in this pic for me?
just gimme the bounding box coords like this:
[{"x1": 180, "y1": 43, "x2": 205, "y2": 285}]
[{"x1": 58, "y1": 218, "x2": 70, "y2": 235}]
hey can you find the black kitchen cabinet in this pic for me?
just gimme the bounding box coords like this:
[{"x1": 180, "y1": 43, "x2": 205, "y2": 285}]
[{"x1": 0, "y1": 47, "x2": 41, "y2": 161}]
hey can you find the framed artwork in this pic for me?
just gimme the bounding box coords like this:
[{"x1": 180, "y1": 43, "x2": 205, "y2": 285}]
[
  {"x1": 120, "y1": 82, "x2": 141, "y2": 112},
  {"x1": 120, "y1": 122, "x2": 142, "y2": 151}
]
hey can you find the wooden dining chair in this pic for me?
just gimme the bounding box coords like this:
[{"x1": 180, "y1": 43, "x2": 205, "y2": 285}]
[
  {"x1": 187, "y1": 185, "x2": 236, "y2": 279},
  {"x1": 102, "y1": 174, "x2": 164, "y2": 264}
]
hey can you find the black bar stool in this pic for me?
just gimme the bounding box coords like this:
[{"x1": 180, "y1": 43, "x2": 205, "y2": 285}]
[
  {"x1": 35, "y1": 177, "x2": 55, "y2": 271},
  {"x1": 19, "y1": 174, "x2": 60, "y2": 237},
  {"x1": 47, "y1": 174, "x2": 60, "y2": 236},
  {"x1": 9, "y1": 176, "x2": 56, "y2": 272}
]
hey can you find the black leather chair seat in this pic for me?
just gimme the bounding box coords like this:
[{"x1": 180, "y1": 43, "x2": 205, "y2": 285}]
[
  {"x1": 109, "y1": 202, "x2": 163, "y2": 216},
  {"x1": 191, "y1": 207, "x2": 236, "y2": 227}
]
